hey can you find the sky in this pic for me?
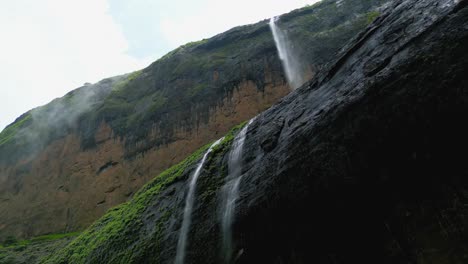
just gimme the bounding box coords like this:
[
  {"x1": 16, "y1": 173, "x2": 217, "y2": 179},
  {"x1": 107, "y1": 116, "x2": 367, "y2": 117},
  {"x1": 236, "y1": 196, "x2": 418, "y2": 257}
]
[{"x1": 0, "y1": 0, "x2": 317, "y2": 132}]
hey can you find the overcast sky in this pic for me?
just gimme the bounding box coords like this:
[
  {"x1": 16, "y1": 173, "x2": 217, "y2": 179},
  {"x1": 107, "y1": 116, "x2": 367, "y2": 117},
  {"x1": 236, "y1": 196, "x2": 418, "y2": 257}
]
[{"x1": 0, "y1": 0, "x2": 317, "y2": 132}]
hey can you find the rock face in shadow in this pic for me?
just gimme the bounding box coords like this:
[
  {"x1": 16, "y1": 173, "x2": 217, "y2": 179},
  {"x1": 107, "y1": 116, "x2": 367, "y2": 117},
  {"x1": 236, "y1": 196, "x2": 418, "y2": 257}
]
[
  {"x1": 233, "y1": 0, "x2": 468, "y2": 262},
  {"x1": 43, "y1": 0, "x2": 468, "y2": 263}
]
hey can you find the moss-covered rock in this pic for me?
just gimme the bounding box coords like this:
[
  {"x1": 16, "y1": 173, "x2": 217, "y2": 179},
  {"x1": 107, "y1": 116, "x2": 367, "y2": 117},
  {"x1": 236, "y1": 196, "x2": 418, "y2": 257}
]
[
  {"x1": 43, "y1": 124, "x2": 244, "y2": 264},
  {"x1": 0, "y1": 232, "x2": 79, "y2": 264}
]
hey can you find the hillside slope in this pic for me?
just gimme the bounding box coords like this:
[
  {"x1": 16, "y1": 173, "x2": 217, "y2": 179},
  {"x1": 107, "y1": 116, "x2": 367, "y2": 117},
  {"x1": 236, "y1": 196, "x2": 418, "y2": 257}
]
[
  {"x1": 0, "y1": 0, "x2": 387, "y2": 240},
  {"x1": 42, "y1": 0, "x2": 468, "y2": 263}
]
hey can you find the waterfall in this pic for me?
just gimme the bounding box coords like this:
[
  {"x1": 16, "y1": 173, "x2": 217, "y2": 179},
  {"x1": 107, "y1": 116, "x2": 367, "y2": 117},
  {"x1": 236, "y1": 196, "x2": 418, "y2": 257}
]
[
  {"x1": 221, "y1": 118, "x2": 254, "y2": 263},
  {"x1": 175, "y1": 137, "x2": 224, "y2": 264},
  {"x1": 269, "y1": 16, "x2": 305, "y2": 89}
]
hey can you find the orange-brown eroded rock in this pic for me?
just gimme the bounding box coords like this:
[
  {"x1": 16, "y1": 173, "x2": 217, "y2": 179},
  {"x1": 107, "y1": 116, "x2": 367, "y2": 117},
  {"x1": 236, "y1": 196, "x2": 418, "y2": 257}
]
[{"x1": 0, "y1": 80, "x2": 290, "y2": 239}]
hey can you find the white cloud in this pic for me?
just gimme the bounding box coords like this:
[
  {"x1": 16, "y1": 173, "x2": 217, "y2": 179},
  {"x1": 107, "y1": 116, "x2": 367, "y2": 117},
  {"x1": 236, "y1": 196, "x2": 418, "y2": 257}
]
[
  {"x1": 159, "y1": 0, "x2": 315, "y2": 47},
  {"x1": 0, "y1": 0, "x2": 151, "y2": 131}
]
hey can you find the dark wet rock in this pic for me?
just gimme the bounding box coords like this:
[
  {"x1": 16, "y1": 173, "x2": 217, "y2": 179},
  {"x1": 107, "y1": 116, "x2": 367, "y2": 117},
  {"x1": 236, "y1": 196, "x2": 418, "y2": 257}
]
[
  {"x1": 259, "y1": 117, "x2": 285, "y2": 152},
  {"x1": 232, "y1": 0, "x2": 468, "y2": 263}
]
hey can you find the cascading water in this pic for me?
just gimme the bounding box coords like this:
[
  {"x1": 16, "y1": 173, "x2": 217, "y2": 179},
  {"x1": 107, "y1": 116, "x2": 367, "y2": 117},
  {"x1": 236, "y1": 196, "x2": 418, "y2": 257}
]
[
  {"x1": 221, "y1": 118, "x2": 255, "y2": 263},
  {"x1": 175, "y1": 137, "x2": 224, "y2": 264},
  {"x1": 269, "y1": 16, "x2": 305, "y2": 89}
]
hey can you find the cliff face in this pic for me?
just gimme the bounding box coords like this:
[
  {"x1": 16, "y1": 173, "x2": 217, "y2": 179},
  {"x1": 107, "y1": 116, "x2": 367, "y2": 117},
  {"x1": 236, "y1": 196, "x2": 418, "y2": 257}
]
[
  {"x1": 0, "y1": 80, "x2": 289, "y2": 239},
  {"x1": 40, "y1": 0, "x2": 468, "y2": 263},
  {"x1": 0, "y1": 0, "x2": 387, "y2": 239}
]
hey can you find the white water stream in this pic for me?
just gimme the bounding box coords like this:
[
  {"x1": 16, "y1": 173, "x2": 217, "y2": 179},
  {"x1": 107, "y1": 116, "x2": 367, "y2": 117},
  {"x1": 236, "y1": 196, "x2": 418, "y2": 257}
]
[
  {"x1": 175, "y1": 137, "x2": 224, "y2": 264},
  {"x1": 269, "y1": 16, "x2": 305, "y2": 89},
  {"x1": 221, "y1": 118, "x2": 254, "y2": 263}
]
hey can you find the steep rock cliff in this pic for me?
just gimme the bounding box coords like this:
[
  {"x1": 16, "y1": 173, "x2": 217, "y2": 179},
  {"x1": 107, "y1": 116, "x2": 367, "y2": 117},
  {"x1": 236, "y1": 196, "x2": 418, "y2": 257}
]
[
  {"x1": 0, "y1": 0, "x2": 386, "y2": 240},
  {"x1": 42, "y1": 0, "x2": 468, "y2": 263}
]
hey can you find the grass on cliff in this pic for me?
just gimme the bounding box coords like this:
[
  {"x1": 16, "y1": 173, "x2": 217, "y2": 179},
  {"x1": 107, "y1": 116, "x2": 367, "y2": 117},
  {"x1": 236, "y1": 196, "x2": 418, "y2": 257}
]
[
  {"x1": 111, "y1": 70, "x2": 142, "y2": 93},
  {"x1": 43, "y1": 123, "x2": 245, "y2": 263},
  {"x1": 0, "y1": 232, "x2": 80, "y2": 249},
  {"x1": 0, "y1": 232, "x2": 80, "y2": 264},
  {"x1": 0, "y1": 113, "x2": 31, "y2": 147},
  {"x1": 43, "y1": 144, "x2": 209, "y2": 263}
]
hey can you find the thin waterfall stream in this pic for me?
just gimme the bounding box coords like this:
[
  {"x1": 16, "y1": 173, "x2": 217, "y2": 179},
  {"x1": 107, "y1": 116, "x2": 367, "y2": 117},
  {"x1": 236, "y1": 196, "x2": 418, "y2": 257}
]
[
  {"x1": 269, "y1": 16, "x2": 306, "y2": 89},
  {"x1": 175, "y1": 137, "x2": 224, "y2": 264},
  {"x1": 221, "y1": 118, "x2": 255, "y2": 263}
]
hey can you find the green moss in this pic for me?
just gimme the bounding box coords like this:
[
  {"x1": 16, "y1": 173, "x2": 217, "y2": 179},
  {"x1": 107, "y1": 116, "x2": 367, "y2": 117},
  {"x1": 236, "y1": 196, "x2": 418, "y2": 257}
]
[
  {"x1": 188, "y1": 83, "x2": 209, "y2": 97},
  {"x1": 0, "y1": 113, "x2": 32, "y2": 147},
  {"x1": 303, "y1": 0, "x2": 327, "y2": 10},
  {"x1": 0, "y1": 233, "x2": 78, "y2": 264},
  {"x1": 199, "y1": 121, "x2": 247, "y2": 204},
  {"x1": 43, "y1": 140, "x2": 211, "y2": 263},
  {"x1": 366, "y1": 11, "x2": 380, "y2": 24},
  {"x1": 0, "y1": 232, "x2": 80, "y2": 249},
  {"x1": 143, "y1": 209, "x2": 173, "y2": 264},
  {"x1": 85, "y1": 71, "x2": 146, "y2": 134},
  {"x1": 198, "y1": 163, "x2": 228, "y2": 204},
  {"x1": 181, "y1": 39, "x2": 209, "y2": 49},
  {"x1": 30, "y1": 232, "x2": 81, "y2": 243},
  {"x1": 43, "y1": 122, "x2": 248, "y2": 263},
  {"x1": 0, "y1": 236, "x2": 17, "y2": 248},
  {"x1": 160, "y1": 39, "x2": 209, "y2": 61},
  {"x1": 112, "y1": 70, "x2": 142, "y2": 92},
  {"x1": 150, "y1": 95, "x2": 168, "y2": 111},
  {"x1": 211, "y1": 121, "x2": 246, "y2": 156}
]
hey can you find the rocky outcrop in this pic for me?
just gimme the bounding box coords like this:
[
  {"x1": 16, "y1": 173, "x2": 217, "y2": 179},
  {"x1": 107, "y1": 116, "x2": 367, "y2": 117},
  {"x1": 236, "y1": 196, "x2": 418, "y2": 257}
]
[
  {"x1": 43, "y1": 0, "x2": 468, "y2": 263},
  {"x1": 0, "y1": 0, "x2": 386, "y2": 240}
]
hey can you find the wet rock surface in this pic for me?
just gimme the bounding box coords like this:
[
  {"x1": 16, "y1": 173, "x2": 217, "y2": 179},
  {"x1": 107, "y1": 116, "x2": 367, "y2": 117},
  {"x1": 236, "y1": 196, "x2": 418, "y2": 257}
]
[{"x1": 232, "y1": 0, "x2": 468, "y2": 263}]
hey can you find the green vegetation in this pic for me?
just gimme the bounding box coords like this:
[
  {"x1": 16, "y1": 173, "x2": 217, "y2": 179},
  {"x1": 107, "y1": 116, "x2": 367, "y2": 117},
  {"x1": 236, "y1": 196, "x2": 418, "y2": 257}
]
[
  {"x1": 82, "y1": 28, "x2": 259, "y2": 145},
  {"x1": 198, "y1": 122, "x2": 246, "y2": 204},
  {"x1": 212, "y1": 121, "x2": 246, "y2": 155},
  {"x1": 0, "y1": 232, "x2": 80, "y2": 264},
  {"x1": 366, "y1": 11, "x2": 380, "y2": 24},
  {"x1": 112, "y1": 70, "x2": 142, "y2": 92},
  {"x1": 180, "y1": 39, "x2": 209, "y2": 50},
  {"x1": 0, "y1": 232, "x2": 80, "y2": 249},
  {"x1": 281, "y1": 0, "x2": 387, "y2": 70},
  {"x1": 86, "y1": 71, "x2": 146, "y2": 137},
  {"x1": 170, "y1": 47, "x2": 232, "y2": 76},
  {"x1": 188, "y1": 83, "x2": 209, "y2": 97},
  {"x1": 43, "y1": 140, "x2": 211, "y2": 263},
  {"x1": 1, "y1": 236, "x2": 17, "y2": 247},
  {"x1": 149, "y1": 94, "x2": 168, "y2": 112},
  {"x1": 159, "y1": 39, "x2": 209, "y2": 61},
  {"x1": 28, "y1": 232, "x2": 80, "y2": 243},
  {"x1": 43, "y1": 123, "x2": 245, "y2": 263},
  {"x1": 0, "y1": 113, "x2": 31, "y2": 147}
]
